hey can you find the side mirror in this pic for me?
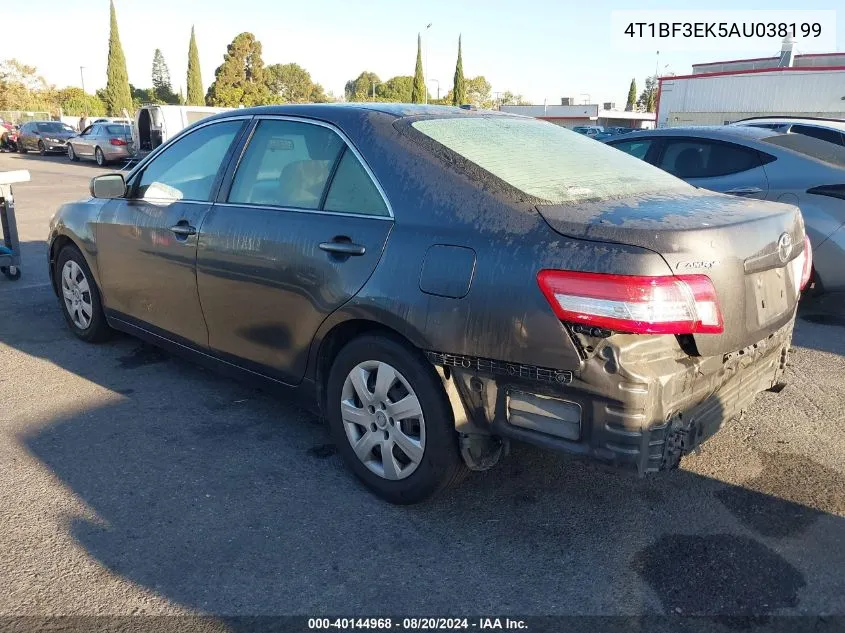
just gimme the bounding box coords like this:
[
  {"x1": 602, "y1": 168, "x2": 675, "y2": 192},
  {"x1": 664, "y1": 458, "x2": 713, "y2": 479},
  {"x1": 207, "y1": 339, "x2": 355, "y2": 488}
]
[{"x1": 90, "y1": 173, "x2": 127, "y2": 199}]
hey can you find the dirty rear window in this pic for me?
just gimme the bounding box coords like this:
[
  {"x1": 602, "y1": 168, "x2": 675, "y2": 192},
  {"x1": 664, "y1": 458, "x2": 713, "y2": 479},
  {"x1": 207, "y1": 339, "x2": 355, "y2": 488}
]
[
  {"x1": 761, "y1": 133, "x2": 845, "y2": 168},
  {"x1": 411, "y1": 117, "x2": 689, "y2": 204}
]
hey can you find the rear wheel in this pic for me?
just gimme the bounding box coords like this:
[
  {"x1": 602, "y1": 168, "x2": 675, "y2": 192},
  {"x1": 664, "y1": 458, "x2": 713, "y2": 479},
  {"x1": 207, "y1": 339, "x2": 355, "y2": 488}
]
[
  {"x1": 326, "y1": 335, "x2": 467, "y2": 504},
  {"x1": 95, "y1": 147, "x2": 106, "y2": 167},
  {"x1": 38, "y1": 140, "x2": 46, "y2": 156},
  {"x1": 56, "y1": 245, "x2": 111, "y2": 343}
]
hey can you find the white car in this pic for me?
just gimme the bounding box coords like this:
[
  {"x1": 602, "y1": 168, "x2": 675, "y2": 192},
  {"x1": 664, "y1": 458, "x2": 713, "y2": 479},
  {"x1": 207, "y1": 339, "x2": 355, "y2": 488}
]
[{"x1": 731, "y1": 117, "x2": 845, "y2": 148}]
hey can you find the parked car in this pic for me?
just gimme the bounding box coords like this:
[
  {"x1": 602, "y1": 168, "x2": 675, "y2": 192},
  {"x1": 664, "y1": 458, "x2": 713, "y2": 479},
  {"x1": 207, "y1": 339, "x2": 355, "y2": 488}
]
[
  {"x1": 572, "y1": 125, "x2": 604, "y2": 137},
  {"x1": 17, "y1": 121, "x2": 77, "y2": 155},
  {"x1": 48, "y1": 105, "x2": 810, "y2": 503},
  {"x1": 132, "y1": 104, "x2": 233, "y2": 158},
  {"x1": 730, "y1": 116, "x2": 845, "y2": 148},
  {"x1": 92, "y1": 117, "x2": 132, "y2": 125},
  {"x1": 605, "y1": 126, "x2": 843, "y2": 292},
  {"x1": 67, "y1": 123, "x2": 133, "y2": 166}
]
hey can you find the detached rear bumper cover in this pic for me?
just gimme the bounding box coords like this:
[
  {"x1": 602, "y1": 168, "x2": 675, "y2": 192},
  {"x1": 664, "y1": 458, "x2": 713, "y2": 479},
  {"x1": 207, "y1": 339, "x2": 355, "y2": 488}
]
[{"x1": 435, "y1": 320, "x2": 793, "y2": 475}]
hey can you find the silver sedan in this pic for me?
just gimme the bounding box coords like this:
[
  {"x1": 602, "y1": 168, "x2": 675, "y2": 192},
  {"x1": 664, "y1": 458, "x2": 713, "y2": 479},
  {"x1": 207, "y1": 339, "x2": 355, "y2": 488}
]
[
  {"x1": 67, "y1": 123, "x2": 133, "y2": 166},
  {"x1": 605, "y1": 126, "x2": 845, "y2": 293}
]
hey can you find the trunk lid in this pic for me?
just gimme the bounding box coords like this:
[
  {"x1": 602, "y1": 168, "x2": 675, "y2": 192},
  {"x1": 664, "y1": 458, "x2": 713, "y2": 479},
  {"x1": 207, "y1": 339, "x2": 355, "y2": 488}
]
[{"x1": 537, "y1": 191, "x2": 804, "y2": 357}]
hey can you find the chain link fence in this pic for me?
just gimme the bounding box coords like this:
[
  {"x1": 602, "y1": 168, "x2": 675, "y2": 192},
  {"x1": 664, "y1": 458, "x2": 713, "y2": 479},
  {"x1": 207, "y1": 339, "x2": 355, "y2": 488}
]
[{"x1": 0, "y1": 110, "x2": 52, "y2": 125}]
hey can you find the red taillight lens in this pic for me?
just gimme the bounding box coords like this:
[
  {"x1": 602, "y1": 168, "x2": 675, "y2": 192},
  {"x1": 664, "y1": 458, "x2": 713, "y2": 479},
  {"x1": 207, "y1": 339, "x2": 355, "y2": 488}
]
[
  {"x1": 109, "y1": 138, "x2": 128, "y2": 146},
  {"x1": 800, "y1": 235, "x2": 813, "y2": 291},
  {"x1": 537, "y1": 270, "x2": 724, "y2": 335}
]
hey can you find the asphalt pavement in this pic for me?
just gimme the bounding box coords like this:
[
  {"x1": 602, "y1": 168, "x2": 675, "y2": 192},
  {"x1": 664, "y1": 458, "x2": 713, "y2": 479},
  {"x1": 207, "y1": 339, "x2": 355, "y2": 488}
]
[{"x1": 0, "y1": 152, "x2": 843, "y2": 623}]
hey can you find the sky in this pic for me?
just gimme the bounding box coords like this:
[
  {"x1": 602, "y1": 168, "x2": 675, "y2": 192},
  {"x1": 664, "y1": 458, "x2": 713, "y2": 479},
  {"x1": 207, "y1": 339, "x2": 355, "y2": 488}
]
[{"x1": 1, "y1": 0, "x2": 842, "y2": 107}]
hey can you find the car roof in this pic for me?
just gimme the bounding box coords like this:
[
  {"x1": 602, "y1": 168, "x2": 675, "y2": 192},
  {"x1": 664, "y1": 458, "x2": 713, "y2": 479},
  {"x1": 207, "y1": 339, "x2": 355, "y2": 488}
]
[
  {"x1": 606, "y1": 125, "x2": 777, "y2": 142},
  {"x1": 733, "y1": 117, "x2": 845, "y2": 132},
  {"x1": 203, "y1": 103, "x2": 515, "y2": 124}
]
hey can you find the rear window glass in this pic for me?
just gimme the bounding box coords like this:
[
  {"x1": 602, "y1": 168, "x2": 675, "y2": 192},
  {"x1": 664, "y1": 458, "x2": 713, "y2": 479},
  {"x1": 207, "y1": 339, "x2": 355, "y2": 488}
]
[
  {"x1": 762, "y1": 133, "x2": 845, "y2": 168},
  {"x1": 411, "y1": 117, "x2": 689, "y2": 204},
  {"x1": 106, "y1": 125, "x2": 129, "y2": 135}
]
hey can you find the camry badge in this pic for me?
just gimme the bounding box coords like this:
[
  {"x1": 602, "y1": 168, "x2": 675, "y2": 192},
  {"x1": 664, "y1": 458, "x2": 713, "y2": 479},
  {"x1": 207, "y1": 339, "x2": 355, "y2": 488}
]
[{"x1": 777, "y1": 233, "x2": 793, "y2": 263}]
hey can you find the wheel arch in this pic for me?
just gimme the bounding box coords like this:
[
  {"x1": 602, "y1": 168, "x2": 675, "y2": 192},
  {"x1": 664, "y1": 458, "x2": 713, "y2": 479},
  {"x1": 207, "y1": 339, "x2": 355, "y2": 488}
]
[
  {"x1": 48, "y1": 232, "x2": 99, "y2": 298},
  {"x1": 311, "y1": 315, "x2": 436, "y2": 418}
]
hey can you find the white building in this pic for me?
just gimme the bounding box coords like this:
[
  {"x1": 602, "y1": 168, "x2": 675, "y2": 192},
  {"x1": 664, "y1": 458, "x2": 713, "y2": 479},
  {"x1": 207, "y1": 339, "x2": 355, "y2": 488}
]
[
  {"x1": 499, "y1": 102, "x2": 655, "y2": 129},
  {"x1": 656, "y1": 40, "x2": 845, "y2": 128}
]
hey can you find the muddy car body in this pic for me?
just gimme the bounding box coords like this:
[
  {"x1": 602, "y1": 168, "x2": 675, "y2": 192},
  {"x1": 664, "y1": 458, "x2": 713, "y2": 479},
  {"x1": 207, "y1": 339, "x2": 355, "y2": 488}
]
[{"x1": 47, "y1": 104, "x2": 811, "y2": 503}]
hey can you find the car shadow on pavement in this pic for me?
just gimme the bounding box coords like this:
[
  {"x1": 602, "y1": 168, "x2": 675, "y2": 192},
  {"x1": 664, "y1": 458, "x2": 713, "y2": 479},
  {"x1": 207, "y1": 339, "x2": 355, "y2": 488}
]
[{"x1": 2, "y1": 249, "x2": 844, "y2": 622}]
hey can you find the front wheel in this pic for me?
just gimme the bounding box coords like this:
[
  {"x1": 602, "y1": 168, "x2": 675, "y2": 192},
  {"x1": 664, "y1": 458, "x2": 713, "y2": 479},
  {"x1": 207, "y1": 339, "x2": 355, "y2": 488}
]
[
  {"x1": 67, "y1": 144, "x2": 79, "y2": 161},
  {"x1": 18, "y1": 142, "x2": 27, "y2": 154},
  {"x1": 38, "y1": 140, "x2": 46, "y2": 156},
  {"x1": 95, "y1": 147, "x2": 106, "y2": 167},
  {"x1": 56, "y1": 245, "x2": 112, "y2": 342},
  {"x1": 326, "y1": 335, "x2": 467, "y2": 504}
]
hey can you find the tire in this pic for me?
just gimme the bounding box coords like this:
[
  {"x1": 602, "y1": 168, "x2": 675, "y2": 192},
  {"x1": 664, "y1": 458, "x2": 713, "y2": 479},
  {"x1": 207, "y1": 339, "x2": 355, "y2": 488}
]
[
  {"x1": 55, "y1": 244, "x2": 112, "y2": 343},
  {"x1": 38, "y1": 141, "x2": 46, "y2": 156},
  {"x1": 1, "y1": 265, "x2": 21, "y2": 281},
  {"x1": 95, "y1": 147, "x2": 106, "y2": 167},
  {"x1": 18, "y1": 142, "x2": 26, "y2": 154},
  {"x1": 68, "y1": 144, "x2": 79, "y2": 162},
  {"x1": 326, "y1": 334, "x2": 467, "y2": 504}
]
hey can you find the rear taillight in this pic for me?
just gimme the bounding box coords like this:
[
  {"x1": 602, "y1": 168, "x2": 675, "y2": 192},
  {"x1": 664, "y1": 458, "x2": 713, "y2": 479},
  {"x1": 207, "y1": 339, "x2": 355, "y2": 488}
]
[
  {"x1": 109, "y1": 138, "x2": 128, "y2": 146},
  {"x1": 537, "y1": 270, "x2": 724, "y2": 335},
  {"x1": 807, "y1": 184, "x2": 845, "y2": 201}
]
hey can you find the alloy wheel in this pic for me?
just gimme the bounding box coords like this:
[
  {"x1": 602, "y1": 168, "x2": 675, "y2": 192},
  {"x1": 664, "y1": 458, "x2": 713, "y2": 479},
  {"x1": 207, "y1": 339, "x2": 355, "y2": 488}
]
[
  {"x1": 340, "y1": 360, "x2": 426, "y2": 480},
  {"x1": 61, "y1": 260, "x2": 93, "y2": 330},
  {"x1": 95, "y1": 148, "x2": 104, "y2": 166}
]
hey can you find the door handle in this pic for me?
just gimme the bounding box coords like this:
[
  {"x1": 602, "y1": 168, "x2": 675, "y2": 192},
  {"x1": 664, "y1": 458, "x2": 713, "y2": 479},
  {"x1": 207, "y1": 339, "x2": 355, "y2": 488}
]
[
  {"x1": 169, "y1": 224, "x2": 197, "y2": 237},
  {"x1": 319, "y1": 241, "x2": 366, "y2": 256},
  {"x1": 725, "y1": 187, "x2": 763, "y2": 196}
]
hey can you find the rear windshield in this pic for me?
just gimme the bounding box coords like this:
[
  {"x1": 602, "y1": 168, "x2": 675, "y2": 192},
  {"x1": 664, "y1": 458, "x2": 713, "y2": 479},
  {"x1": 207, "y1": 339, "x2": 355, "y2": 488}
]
[
  {"x1": 761, "y1": 133, "x2": 845, "y2": 168},
  {"x1": 106, "y1": 125, "x2": 129, "y2": 135},
  {"x1": 411, "y1": 117, "x2": 689, "y2": 204}
]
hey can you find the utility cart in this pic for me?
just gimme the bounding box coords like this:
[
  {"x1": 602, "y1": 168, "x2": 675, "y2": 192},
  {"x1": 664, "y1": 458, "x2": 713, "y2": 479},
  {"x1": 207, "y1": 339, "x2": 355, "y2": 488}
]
[{"x1": 0, "y1": 169, "x2": 30, "y2": 281}]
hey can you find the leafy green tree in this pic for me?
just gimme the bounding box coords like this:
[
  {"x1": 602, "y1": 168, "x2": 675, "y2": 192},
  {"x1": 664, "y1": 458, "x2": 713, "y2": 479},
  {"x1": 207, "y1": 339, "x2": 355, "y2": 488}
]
[
  {"x1": 178, "y1": 87, "x2": 185, "y2": 104},
  {"x1": 186, "y1": 26, "x2": 204, "y2": 106},
  {"x1": 104, "y1": 0, "x2": 133, "y2": 116},
  {"x1": 55, "y1": 87, "x2": 106, "y2": 116},
  {"x1": 452, "y1": 35, "x2": 466, "y2": 106},
  {"x1": 206, "y1": 32, "x2": 270, "y2": 107},
  {"x1": 498, "y1": 91, "x2": 530, "y2": 106},
  {"x1": 129, "y1": 84, "x2": 160, "y2": 109},
  {"x1": 625, "y1": 78, "x2": 637, "y2": 112},
  {"x1": 637, "y1": 75, "x2": 657, "y2": 113},
  {"x1": 266, "y1": 63, "x2": 327, "y2": 103},
  {"x1": 377, "y1": 76, "x2": 413, "y2": 102},
  {"x1": 0, "y1": 59, "x2": 53, "y2": 111},
  {"x1": 411, "y1": 34, "x2": 426, "y2": 103},
  {"x1": 151, "y1": 49, "x2": 179, "y2": 104},
  {"x1": 344, "y1": 71, "x2": 381, "y2": 101}
]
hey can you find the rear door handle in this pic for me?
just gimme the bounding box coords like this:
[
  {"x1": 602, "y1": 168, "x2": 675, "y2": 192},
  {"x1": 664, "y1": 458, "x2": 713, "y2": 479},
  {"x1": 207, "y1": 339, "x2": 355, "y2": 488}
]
[
  {"x1": 725, "y1": 187, "x2": 763, "y2": 196},
  {"x1": 169, "y1": 224, "x2": 197, "y2": 237},
  {"x1": 319, "y1": 241, "x2": 366, "y2": 256}
]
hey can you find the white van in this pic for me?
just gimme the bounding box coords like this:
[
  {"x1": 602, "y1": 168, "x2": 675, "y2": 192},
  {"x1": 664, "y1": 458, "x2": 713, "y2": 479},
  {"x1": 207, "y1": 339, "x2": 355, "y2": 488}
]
[{"x1": 131, "y1": 105, "x2": 233, "y2": 157}]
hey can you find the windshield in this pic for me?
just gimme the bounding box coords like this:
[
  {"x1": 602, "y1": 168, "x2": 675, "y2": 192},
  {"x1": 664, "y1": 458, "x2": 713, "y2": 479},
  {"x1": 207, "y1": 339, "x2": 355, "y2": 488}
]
[
  {"x1": 761, "y1": 133, "x2": 845, "y2": 168},
  {"x1": 411, "y1": 117, "x2": 689, "y2": 204},
  {"x1": 37, "y1": 122, "x2": 74, "y2": 133}
]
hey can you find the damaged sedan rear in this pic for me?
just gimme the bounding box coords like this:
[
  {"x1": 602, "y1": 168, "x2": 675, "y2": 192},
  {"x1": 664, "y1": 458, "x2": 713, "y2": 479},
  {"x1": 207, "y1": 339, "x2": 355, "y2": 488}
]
[{"x1": 47, "y1": 105, "x2": 811, "y2": 503}]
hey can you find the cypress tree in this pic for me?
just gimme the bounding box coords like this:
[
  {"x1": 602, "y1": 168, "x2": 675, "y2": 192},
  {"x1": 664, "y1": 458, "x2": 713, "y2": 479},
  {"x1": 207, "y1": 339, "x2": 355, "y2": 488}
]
[
  {"x1": 186, "y1": 26, "x2": 204, "y2": 106},
  {"x1": 104, "y1": 0, "x2": 133, "y2": 116},
  {"x1": 411, "y1": 34, "x2": 426, "y2": 104},
  {"x1": 625, "y1": 78, "x2": 637, "y2": 111},
  {"x1": 452, "y1": 35, "x2": 466, "y2": 106}
]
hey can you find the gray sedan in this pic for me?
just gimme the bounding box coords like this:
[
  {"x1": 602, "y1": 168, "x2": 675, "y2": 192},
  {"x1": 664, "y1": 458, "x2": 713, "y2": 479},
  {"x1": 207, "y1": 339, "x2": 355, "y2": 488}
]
[
  {"x1": 67, "y1": 123, "x2": 133, "y2": 166},
  {"x1": 606, "y1": 126, "x2": 845, "y2": 292}
]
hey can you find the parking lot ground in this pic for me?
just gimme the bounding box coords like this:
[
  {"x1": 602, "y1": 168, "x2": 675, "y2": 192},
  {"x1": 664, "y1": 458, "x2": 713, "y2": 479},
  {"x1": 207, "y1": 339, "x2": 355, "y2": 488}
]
[{"x1": 1, "y1": 153, "x2": 844, "y2": 619}]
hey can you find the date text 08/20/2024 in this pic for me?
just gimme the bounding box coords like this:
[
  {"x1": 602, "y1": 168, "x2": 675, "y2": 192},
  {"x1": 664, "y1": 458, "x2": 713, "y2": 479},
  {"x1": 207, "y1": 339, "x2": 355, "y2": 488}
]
[{"x1": 307, "y1": 618, "x2": 528, "y2": 630}]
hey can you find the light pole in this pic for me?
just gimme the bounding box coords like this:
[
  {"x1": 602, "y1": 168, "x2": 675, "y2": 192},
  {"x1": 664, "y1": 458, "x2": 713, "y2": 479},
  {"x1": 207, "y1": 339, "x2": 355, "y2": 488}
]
[
  {"x1": 80, "y1": 66, "x2": 86, "y2": 93},
  {"x1": 429, "y1": 79, "x2": 440, "y2": 101},
  {"x1": 423, "y1": 23, "x2": 432, "y2": 104}
]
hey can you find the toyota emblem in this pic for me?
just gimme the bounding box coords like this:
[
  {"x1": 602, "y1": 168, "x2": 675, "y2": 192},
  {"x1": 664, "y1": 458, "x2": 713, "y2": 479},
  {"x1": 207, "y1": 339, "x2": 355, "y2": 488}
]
[{"x1": 777, "y1": 232, "x2": 793, "y2": 263}]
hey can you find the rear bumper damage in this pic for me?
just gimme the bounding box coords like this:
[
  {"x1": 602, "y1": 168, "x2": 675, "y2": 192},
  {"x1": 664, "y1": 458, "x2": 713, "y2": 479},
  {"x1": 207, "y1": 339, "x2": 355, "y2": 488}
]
[{"x1": 431, "y1": 319, "x2": 794, "y2": 475}]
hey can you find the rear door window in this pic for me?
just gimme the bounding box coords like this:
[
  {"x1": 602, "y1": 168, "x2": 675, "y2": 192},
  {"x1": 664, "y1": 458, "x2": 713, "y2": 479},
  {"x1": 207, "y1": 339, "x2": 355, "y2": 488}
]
[
  {"x1": 608, "y1": 139, "x2": 653, "y2": 160},
  {"x1": 657, "y1": 140, "x2": 761, "y2": 178},
  {"x1": 228, "y1": 119, "x2": 344, "y2": 210},
  {"x1": 323, "y1": 149, "x2": 389, "y2": 216}
]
